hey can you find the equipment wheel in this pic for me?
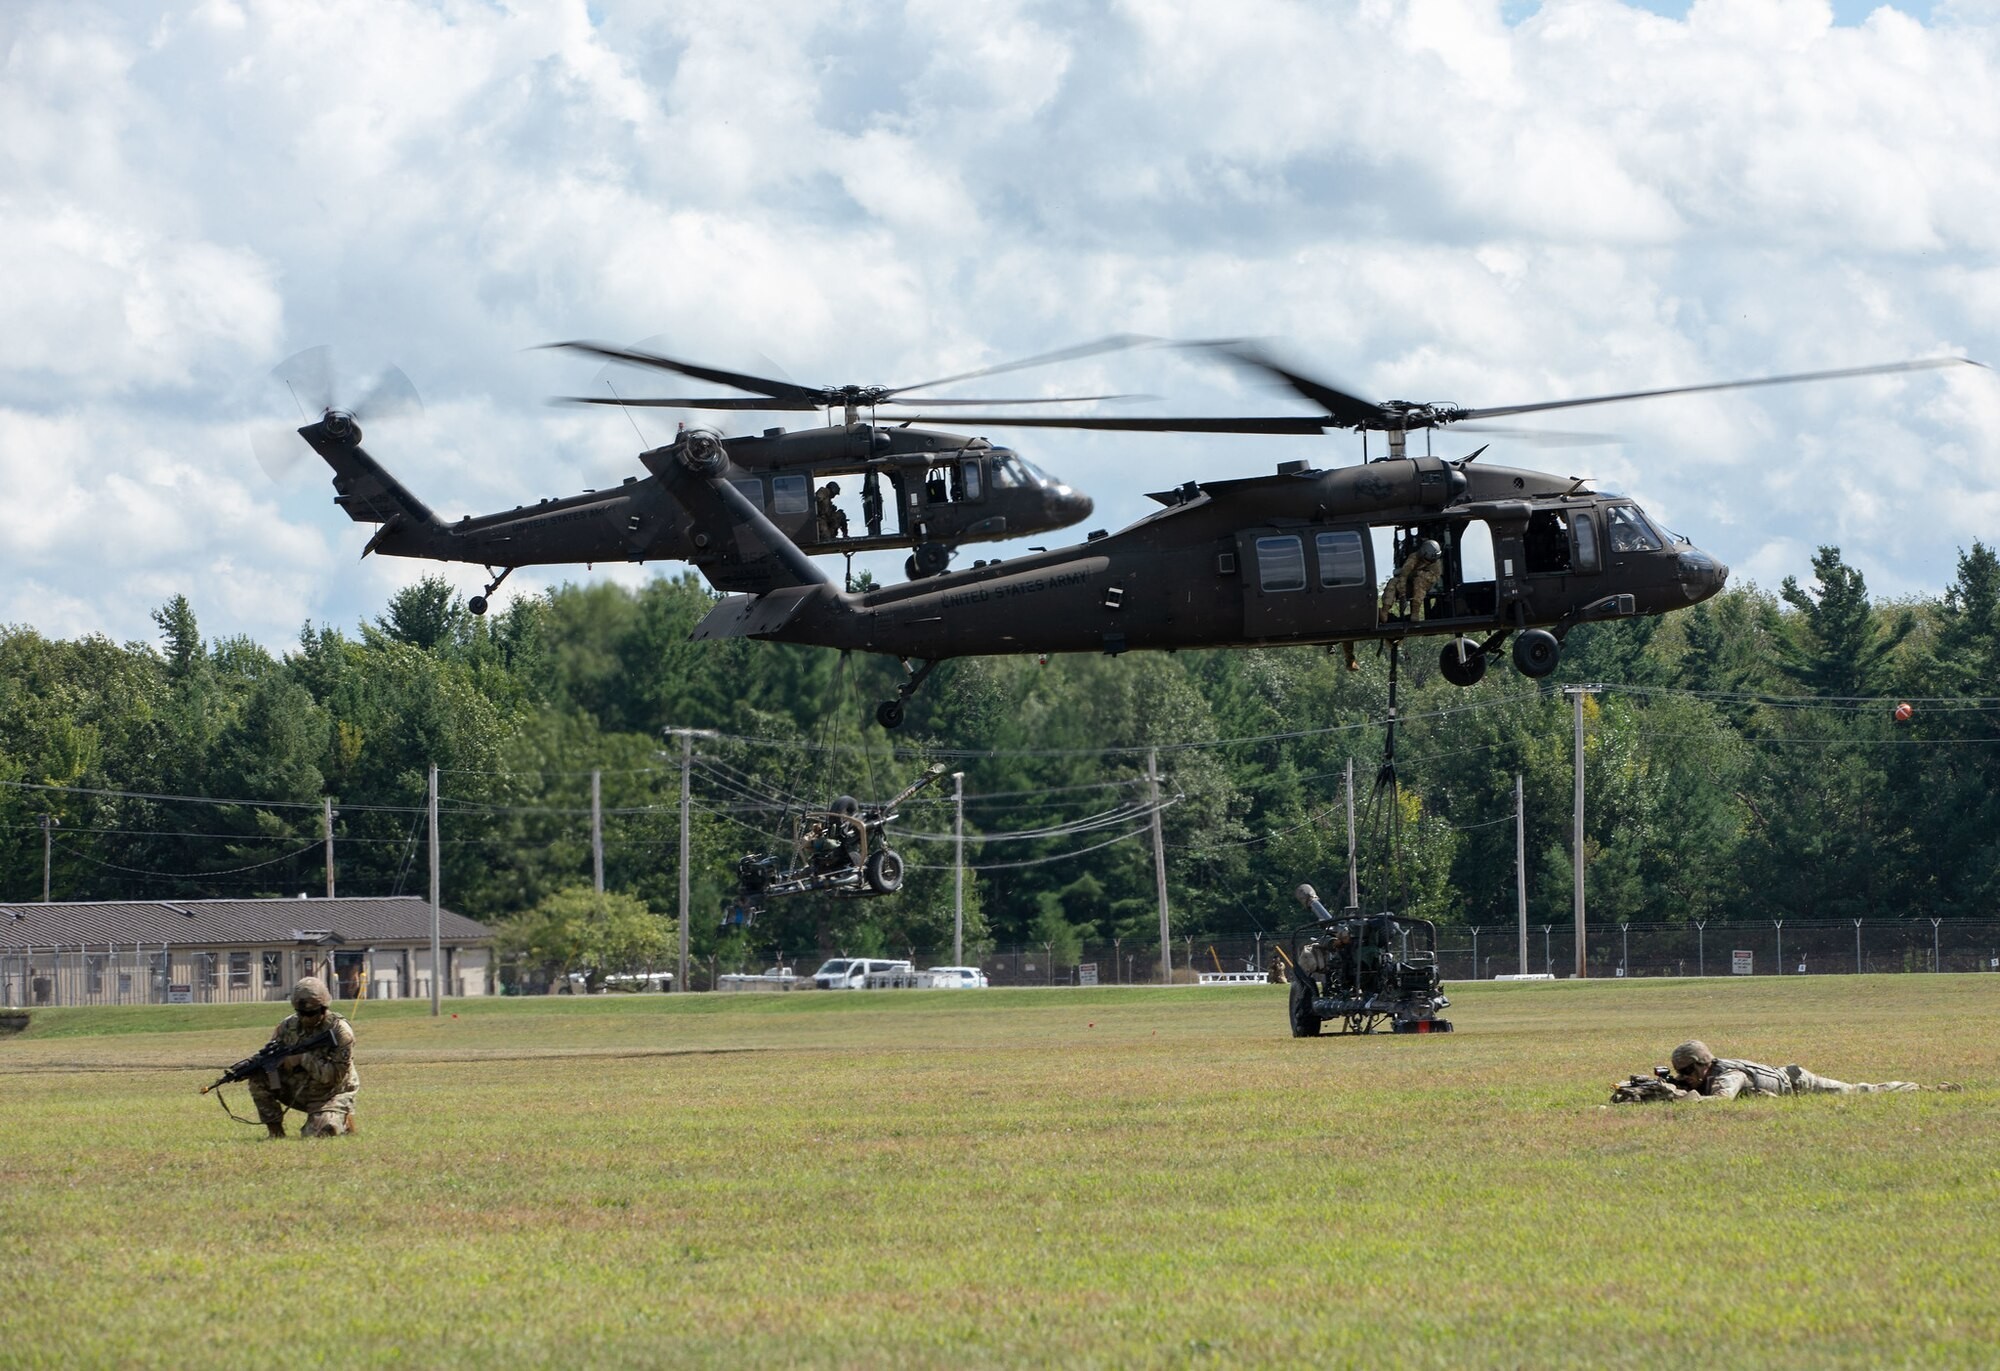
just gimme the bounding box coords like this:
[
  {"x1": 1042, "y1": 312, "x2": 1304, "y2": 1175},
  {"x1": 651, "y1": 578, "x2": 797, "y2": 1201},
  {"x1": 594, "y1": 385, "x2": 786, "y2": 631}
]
[
  {"x1": 468, "y1": 595, "x2": 488, "y2": 617},
  {"x1": 1288, "y1": 972, "x2": 1322, "y2": 1038},
  {"x1": 913, "y1": 543, "x2": 951, "y2": 577},
  {"x1": 1439, "y1": 639, "x2": 1486, "y2": 687},
  {"x1": 865, "y1": 847, "x2": 905, "y2": 894},
  {"x1": 876, "y1": 700, "x2": 905, "y2": 730},
  {"x1": 1512, "y1": 628, "x2": 1561, "y2": 678}
]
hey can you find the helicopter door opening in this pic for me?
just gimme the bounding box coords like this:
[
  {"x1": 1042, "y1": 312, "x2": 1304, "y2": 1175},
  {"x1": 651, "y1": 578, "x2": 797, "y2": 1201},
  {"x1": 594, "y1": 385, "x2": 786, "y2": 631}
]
[{"x1": 1443, "y1": 520, "x2": 1497, "y2": 620}]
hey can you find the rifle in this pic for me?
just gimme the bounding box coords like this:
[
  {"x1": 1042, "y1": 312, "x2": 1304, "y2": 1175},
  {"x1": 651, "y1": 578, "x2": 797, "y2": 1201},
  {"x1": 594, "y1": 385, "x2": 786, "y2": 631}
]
[{"x1": 201, "y1": 1027, "x2": 336, "y2": 1096}]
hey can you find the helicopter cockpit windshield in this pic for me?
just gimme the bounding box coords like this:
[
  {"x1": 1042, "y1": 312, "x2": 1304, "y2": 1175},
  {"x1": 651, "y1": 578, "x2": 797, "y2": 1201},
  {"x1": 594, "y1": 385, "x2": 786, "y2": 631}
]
[{"x1": 1606, "y1": 503, "x2": 1673, "y2": 554}]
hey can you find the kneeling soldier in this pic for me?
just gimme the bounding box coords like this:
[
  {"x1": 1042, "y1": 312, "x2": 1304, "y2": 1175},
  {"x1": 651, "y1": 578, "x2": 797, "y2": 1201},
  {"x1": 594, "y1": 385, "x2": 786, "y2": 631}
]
[{"x1": 249, "y1": 976, "x2": 359, "y2": 1138}]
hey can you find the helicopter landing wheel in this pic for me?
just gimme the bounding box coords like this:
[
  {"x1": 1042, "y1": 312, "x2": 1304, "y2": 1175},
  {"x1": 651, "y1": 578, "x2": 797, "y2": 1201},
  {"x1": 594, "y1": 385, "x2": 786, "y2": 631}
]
[
  {"x1": 1512, "y1": 628, "x2": 1561, "y2": 678},
  {"x1": 876, "y1": 700, "x2": 905, "y2": 730},
  {"x1": 1439, "y1": 638, "x2": 1486, "y2": 687},
  {"x1": 470, "y1": 565, "x2": 514, "y2": 617}
]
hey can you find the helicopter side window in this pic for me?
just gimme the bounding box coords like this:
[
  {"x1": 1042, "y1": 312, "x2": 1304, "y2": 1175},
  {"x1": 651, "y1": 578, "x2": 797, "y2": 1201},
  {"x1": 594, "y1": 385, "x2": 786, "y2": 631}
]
[
  {"x1": 1524, "y1": 511, "x2": 1572, "y2": 575},
  {"x1": 770, "y1": 474, "x2": 810, "y2": 515},
  {"x1": 988, "y1": 457, "x2": 1021, "y2": 490},
  {"x1": 1315, "y1": 531, "x2": 1366, "y2": 588},
  {"x1": 729, "y1": 478, "x2": 764, "y2": 510},
  {"x1": 960, "y1": 459, "x2": 982, "y2": 501},
  {"x1": 1573, "y1": 509, "x2": 1601, "y2": 573},
  {"x1": 1606, "y1": 505, "x2": 1661, "y2": 554},
  {"x1": 1256, "y1": 536, "x2": 1307, "y2": 592}
]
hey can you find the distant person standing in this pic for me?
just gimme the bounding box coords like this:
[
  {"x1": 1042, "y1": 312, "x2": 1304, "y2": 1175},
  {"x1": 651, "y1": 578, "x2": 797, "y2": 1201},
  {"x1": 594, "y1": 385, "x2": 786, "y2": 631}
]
[{"x1": 248, "y1": 976, "x2": 359, "y2": 1138}]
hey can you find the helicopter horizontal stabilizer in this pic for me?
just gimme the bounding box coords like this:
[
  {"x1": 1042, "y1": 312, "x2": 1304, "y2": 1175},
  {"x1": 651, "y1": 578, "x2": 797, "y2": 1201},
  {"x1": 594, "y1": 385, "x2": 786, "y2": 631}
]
[{"x1": 691, "y1": 586, "x2": 826, "y2": 642}]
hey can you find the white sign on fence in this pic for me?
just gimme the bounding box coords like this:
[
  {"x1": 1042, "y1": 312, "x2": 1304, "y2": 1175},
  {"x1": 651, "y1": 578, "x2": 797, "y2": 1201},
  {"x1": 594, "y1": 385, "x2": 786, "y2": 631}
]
[
  {"x1": 1731, "y1": 950, "x2": 1753, "y2": 976},
  {"x1": 1078, "y1": 963, "x2": 1098, "y2": 987},
  {"x1": 167, "y1": 984, "x2": 192, "y2": 1004}
]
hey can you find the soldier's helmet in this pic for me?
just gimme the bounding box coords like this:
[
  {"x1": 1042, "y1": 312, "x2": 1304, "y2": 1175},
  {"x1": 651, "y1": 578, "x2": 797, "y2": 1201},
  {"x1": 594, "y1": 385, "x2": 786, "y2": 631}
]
[
  {"x1": 1417, "y1": 539, "x2": 1442, "y2": 562},
  {"x1": 822, "y1": 481, "x2": 841, "y2": 497},
  {"x1": 1294, "y1": 883, "x2": 1319, "y2": 905},
  {"x1": 1671, "y1": 1040, "x2": 1715, "y2": 1072},
  {"x1": 829, "y1": 795, "x2": 859, "y2": 817},
  {"x1": 290, "y1": 976, "x2": 333, "y2": 1012}
]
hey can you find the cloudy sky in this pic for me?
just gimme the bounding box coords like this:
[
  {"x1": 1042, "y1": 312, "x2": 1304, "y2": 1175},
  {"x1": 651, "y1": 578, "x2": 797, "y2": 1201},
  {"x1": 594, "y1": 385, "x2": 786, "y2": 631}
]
[{"x1": 4, "y1": 0, "x2": 1998, "y2": 650}]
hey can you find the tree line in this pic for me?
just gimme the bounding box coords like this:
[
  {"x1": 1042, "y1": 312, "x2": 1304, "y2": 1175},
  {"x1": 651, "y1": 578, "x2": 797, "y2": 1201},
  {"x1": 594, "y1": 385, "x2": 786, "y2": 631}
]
[{"x1": 4, "y1": 542, "x2": 1998, "y2": 978}]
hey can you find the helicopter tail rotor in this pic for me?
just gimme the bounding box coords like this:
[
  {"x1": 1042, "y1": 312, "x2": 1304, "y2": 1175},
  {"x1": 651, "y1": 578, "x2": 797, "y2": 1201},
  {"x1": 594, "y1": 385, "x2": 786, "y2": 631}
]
[{"x1": 249, "y1": 347, "x2": 425, "y2": 482}]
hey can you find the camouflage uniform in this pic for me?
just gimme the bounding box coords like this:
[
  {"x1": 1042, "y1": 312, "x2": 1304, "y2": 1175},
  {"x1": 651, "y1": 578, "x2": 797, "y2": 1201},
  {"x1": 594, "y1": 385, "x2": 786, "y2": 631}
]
[
  {"x1": 1672, "y1": 1040, "x2": 1916, "y2": 1100},
  {"x1": 248, "y1": 976, "x2": 359, "y2": 1138},
  {"x1": 1379, "y1": 542, "x2": 1443, "y2": 622}
]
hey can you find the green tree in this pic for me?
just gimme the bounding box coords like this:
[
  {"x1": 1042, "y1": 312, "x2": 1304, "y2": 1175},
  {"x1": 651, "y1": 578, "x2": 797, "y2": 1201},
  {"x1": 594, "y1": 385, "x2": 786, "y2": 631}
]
[{"x1": 495, "y1": 885, "x2": 675, "y2": 991}]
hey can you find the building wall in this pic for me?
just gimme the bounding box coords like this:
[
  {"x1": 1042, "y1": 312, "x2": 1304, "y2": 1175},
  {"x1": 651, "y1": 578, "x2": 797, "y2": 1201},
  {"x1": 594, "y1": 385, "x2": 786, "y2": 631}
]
[{"x1": 0, "y1": 941, "x2": 493, "y2": 1008}]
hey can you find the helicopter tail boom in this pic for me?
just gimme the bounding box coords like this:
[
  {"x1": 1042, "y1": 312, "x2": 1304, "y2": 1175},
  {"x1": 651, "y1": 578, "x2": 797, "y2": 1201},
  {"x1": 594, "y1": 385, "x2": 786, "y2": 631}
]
[{"x1": 300, "y1": 418, "x2": 440, "y2": 532}]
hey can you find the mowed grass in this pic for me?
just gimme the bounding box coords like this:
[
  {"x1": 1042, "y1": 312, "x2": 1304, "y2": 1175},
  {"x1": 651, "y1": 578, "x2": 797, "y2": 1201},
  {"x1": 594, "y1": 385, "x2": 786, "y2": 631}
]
[{"x1": 2, "y1": 977, "x2": 1996, "y2": 1369}]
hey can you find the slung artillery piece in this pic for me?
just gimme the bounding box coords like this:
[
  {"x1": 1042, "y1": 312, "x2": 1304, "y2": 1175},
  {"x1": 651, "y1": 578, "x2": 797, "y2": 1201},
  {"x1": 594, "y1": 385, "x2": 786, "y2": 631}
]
[
  {"x1": 731, "y1": 764, "x2": 949, "y2": 918},
  {"x1": 1287, "y1": 911, "x2": 1452, "y2": 1037}
]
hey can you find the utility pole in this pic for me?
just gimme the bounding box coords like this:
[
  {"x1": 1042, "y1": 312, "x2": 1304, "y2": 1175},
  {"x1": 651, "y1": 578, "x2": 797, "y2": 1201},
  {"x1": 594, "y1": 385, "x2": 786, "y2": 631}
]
[
  {"x1": 663, "y1": 728, "x2": 717, "y2": 993},
  {"x1": 1566, "y1": 685, "x2": 1598, "y2": 978},
  {"x1": 40, "y1": 815, "x2": 58, "y2": 902},
  {"x1": 323, "y1": 797, "x2": 336, "y2": 898},
  {"x1": 1345, "y1": 758, "x2": 1358, "y2": 909},
  {"x1": 428, "y1": 763, "x2": 441, "y2": 1017},
  {"x1": 1514, "y1": 773, "x2": 1527, "y2": 974},
  {"x1": 952, "y1": 771, "x2": 965, "y2": 966},
  {"x1": 1149, "y1": 748, "x2": 1171, "y2": 984},
  {"x1": 591, "y1": 770, "x2": 604, "y2": 895}
]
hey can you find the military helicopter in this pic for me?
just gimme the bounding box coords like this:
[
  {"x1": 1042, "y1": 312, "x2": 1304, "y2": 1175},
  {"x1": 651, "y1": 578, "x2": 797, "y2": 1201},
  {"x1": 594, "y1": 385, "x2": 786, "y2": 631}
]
[
  {"x1": 256, "y1": 341, "x2": 1117, "y2": 613},
  {"x1": 645, "y1": 346, "x2": 1979, "y2": 727}
]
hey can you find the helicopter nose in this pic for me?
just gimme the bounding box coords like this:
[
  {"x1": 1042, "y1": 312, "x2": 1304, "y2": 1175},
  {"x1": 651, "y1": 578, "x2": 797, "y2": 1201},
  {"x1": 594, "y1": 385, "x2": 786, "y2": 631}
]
[
  {"x1": 1678, "y1": 549, "x2": 1728, "y2": 603},
  {"x1": 1050, "y1": 485, "x2": 1093, "y2": 526}
]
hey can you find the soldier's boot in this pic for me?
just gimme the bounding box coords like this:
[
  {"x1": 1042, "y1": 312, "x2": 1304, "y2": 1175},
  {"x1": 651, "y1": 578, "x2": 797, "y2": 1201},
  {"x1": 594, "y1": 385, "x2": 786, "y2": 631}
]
[
  {"x1": 1342, "y1": 642, "x2": 1359, "y2": 672},
  {"x1": 247, "y1": 1075, "x2": 288, "y2": 1135},
  {"x1": 344, "y1": 1112, "x2": 360, "y2": 1135}
]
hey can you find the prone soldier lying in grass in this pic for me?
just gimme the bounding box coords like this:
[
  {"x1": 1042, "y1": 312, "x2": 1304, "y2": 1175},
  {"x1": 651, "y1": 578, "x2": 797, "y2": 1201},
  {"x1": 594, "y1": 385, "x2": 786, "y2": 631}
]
[{"x1": 1611, "y1": 1040, "x2": 1960, "y2": 1104}]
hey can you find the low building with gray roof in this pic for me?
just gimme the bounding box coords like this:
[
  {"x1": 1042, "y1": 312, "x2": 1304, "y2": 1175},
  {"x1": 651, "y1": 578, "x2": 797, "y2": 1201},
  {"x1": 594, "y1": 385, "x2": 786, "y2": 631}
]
[{"x1": 0, "y1": 896, "x2": 494, "y2": 1007}]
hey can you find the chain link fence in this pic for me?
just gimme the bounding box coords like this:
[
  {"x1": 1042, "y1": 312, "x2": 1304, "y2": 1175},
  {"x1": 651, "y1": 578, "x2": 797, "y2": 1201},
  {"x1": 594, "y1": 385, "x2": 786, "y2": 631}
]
[{"x1": 939, "y1": 920, "x2": 2000, "y2": 987}]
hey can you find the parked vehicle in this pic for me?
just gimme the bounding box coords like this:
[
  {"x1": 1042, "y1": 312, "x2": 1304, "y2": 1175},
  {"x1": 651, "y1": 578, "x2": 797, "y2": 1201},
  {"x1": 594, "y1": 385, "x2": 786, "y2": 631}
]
[
  {"x1": 810, "y1": 957, "x2": 913, "y2": 990},
  {"x1": 926, "y1": 966, "x2": 989, "y2": 989}
]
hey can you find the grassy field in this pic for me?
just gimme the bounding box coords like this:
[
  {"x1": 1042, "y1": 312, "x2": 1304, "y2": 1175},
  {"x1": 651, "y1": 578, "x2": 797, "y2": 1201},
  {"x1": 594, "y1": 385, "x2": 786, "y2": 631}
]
[{"x1": 2, "y1": 976, "x2": 1995, "y2": 1369}]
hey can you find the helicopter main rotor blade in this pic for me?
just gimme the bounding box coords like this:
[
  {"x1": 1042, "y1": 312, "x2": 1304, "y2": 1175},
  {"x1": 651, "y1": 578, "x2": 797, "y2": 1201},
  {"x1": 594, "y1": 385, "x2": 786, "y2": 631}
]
[
  {"x1": 1451, "y1": 423, "x2": 1623, "y2": 447},
  {"x1": 543, "y1": 341, "x2": 825, "y2": 404},
  {"x1": 1203, "y1": 342, "x2": 1394, "y2": 429},
  {"x1": 555, "y1": 394, "x2": 824, "y2": 411},
  {"x1": 889, "y1": 334, "x2": 1158, "y2": 397},
  {"x1": 877, "y1": 392, "x2": 1154, "y2": 407},
  {"x1": 889, "y1": 413, "x2": 1330, "y2": 434},
  {"x1": 1458, "y1": 356, "x2": 1986, "y2": 422}
]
